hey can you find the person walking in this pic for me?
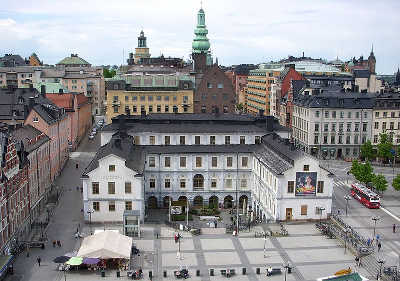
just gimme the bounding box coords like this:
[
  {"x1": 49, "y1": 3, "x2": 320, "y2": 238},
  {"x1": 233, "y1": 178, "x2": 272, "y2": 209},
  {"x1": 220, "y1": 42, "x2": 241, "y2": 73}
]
[
  {"x1": 52, "y1": 240, "x2": 56, "y2": 247},
  {"x1": 377, "y1": 241, "x2": 381, "y2": 252},
  {"x1": 57, "y1": 240, "x2": 61, "y2": 247},
  {"x1": 393, "y1": 224, "x2": 396, "y2": 233},
  {"x1": 37, "y1": 257, "x2": 41, "y2": 267},
  {"x1": 355, "y1": 256, "x2": 359, "y2": 267}
]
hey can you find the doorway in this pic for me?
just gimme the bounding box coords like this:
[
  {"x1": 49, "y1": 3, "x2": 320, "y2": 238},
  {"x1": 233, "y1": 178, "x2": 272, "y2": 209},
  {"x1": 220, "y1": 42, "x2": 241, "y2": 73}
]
[
  {"x1": 337, "y1": 148, "x2": 342, "y2": 159},
  {"x1": 285, "y1": 208, "x2": 292, "y2": 221}
]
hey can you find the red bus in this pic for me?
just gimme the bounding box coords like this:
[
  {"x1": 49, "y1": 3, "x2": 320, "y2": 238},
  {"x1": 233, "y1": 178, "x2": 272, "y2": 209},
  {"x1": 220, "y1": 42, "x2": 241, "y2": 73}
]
[{"x1": 351, "y1": 183, "x2": 380, "y2": 209}]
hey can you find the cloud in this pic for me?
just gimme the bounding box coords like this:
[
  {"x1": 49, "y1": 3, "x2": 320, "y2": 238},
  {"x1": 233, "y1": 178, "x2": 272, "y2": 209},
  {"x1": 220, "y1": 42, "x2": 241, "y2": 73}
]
[{"x1": 0, "y1": 0, "x2": 399, "y2": 74}]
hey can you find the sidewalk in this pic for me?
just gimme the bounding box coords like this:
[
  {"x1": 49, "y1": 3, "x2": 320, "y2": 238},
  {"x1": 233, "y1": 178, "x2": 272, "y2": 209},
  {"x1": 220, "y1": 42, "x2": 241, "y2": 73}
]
[{"x1": 6, "y1": 156, "x2": 89, "y2": 281}]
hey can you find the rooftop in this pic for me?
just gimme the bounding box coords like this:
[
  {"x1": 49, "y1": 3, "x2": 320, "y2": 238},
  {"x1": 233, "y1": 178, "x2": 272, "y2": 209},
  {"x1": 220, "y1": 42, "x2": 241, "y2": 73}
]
[
  {"x1": 57, "y1": 54, "x2": 91, "y2": 66},
  {"x1": 11, "y1": 125, "x2": 50, "y2": 153}
]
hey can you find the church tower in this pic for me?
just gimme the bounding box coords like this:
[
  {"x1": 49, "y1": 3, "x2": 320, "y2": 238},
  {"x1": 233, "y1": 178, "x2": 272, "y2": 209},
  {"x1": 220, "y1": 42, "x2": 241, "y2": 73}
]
[
  {"x1": 368, "y1": 45, "x2": 376, "y2": 74},
  {"x1": 134, "y1": 30, "x2": 150, "y2": 64},
  {"x1": 192, "y1": 7, "x2": 212, "y2": 73}
]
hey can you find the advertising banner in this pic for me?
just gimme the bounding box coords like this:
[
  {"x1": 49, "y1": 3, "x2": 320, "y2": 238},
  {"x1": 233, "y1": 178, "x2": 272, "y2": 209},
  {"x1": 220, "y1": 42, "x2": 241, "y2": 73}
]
[{"x1": 295, "y1": 172, "x2": 317, "y2": 196}]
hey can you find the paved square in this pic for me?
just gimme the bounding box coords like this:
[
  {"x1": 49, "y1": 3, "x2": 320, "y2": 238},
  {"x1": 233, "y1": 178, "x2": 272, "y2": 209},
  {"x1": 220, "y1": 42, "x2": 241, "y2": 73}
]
[
  {"x1": 287, "y1": 248, "x2": 353, "y2": 263},
  {"x1": 134, "y1": 239, "x2": 154, "y2": 251},
  {"x1": 161, "y1": 238, "x2": 195, "y2": 251},
  {"x1": 297, "y1": 262, "x2": 360, "y2": 280},
  {"x1": 245, "y1": 250, "x2": 283, "y2": 265},
  {"x1": 276, "y1": 235, "x2": 340, "y2": 248},
  {"x1": 239, "y1": 237, "x2": 274, "y2": 249},
  {"x1": 204, "y1": 251, "x2": 242, "y2": 266},
  {"x1": 201, "y1": 238, "x2": 235, "y2": 250},
  {"x1": 162, "y1": 252, "x2": 198, "y2": 267}
]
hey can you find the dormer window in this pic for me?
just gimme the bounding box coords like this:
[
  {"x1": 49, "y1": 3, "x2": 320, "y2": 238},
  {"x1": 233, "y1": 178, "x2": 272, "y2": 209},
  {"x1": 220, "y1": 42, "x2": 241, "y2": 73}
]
[{"x1": 33, "y1": 116, "x2": 39, "y2": 122}]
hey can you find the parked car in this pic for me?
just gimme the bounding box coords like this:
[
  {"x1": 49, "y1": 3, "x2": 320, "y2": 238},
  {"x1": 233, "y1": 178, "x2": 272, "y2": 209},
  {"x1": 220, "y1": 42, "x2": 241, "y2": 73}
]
[{"x1": 266, "y1": 267, "x2": 282, "y2": 276}]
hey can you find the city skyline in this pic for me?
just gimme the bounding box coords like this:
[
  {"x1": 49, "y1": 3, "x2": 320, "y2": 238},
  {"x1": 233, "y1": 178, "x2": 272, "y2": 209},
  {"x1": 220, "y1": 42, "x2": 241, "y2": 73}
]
[{"x1": 0, "y1": 0, "x2": 399, "y2": 74}]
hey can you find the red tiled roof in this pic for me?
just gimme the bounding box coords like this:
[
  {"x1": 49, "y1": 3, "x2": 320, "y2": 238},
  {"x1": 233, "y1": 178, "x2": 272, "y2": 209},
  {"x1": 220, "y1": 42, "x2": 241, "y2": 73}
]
[
  {"x1": 76, "y1": 94, "x2": 89, "y2": 106},
  {"x1": 46, "y1": 94, "x2": 74, "y2": 109}
]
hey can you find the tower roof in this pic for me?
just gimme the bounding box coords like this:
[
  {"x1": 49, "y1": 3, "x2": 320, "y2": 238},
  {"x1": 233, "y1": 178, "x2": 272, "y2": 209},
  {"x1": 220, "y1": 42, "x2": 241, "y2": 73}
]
[{"x1": 192, "y1": 7, "x2": 210, "y2": 54}]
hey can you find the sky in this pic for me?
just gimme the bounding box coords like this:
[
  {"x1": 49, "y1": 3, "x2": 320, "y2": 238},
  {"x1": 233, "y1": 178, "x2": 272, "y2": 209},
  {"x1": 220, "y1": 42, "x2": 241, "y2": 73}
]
[{"x1": 0, "y1": 0, "x2": 399, "y2": 74}]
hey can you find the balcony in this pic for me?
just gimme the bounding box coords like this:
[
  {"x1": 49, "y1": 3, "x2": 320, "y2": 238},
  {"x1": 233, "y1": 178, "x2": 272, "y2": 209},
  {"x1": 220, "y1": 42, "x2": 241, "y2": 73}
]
[{"x1": 112, "y1": 100, "x2": 121, "y2": 106}]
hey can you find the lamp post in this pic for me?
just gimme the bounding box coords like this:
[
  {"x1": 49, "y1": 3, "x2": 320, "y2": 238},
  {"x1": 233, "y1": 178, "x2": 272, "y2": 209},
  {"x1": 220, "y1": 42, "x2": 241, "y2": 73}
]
[
  {"x1": 377, "y1": 258, "x2": 385, "y2": 280},
  {"x1": 344, "y1": 195, "x2": 351, "y2": 216},
  {"x1": 319, "y1": 207, "x2": 326, "y2": 224},
  {"x1": 372, "y1": 216, "x2": 380, "y2": 239},
  {"x1": 284, "y1": 263, "x2": 292, "y2": 281},
  {"x1": 344, "y1": 228, "x2": 349, "y2": 254},
  {"x1": 87, "y1": 209, "x2": 94, "y2": 235}
]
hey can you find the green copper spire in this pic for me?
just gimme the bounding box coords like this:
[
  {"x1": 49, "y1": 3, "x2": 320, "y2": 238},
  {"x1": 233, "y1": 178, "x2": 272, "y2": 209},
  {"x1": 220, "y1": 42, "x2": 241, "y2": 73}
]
[{"x1": 192, "y1": 7, "x2": 210, "y2": 54}]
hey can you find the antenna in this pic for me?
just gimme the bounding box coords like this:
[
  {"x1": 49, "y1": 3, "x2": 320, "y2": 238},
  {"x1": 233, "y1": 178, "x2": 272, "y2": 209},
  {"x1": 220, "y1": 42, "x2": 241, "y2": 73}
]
[
  {"x1": 122, "y1": 48, "x2": 125, "y2": 66},
  {"x1": 200, "y1": 0, "x2": 203, "y2": 8}
]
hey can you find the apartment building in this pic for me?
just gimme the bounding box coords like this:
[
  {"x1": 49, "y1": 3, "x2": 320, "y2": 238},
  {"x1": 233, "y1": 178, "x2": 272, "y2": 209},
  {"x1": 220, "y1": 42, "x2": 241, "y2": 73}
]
[{"x1": 372, "y1": 93, "x2": 400, "y2": 145}]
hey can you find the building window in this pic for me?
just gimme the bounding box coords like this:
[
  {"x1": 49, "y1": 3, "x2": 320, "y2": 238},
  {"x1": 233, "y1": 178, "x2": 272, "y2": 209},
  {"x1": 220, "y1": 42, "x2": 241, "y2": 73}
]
[
  {"x1": 255, "y1": 136, "x2": 261, "y2": 144},
  {"x1": 226, "y1": 157, "x2": 233, "y2": 167},
  {"x1": 331, "y1": 135, "x2": 336, "y2": 144},
  {"x1": 180, "y1": 136, "x2": 186, "y2": 145},
  {"x1": 211, "y1": 179, "x2": 217, "y2": 189},
  {"x1": 332, "y1": 111, "x2": 336, "y2": 118},
  {"x1": 363, "y1": 123, "x2": 368, "y2": 132},
  {"x1": 382, "y1": 122, "x2": 386, "y2": 130},
  {"x1": 303, "y1": 165, "x2": 309, "y2": 171},
  {"x1": 225, "y1": 178, "x2": 232, "y2": 189},
  {"x1": 210, "y1": 136, "x2": 216, "y2": 145},
  {"x1": 108, "y1": 182, "x2": 115, "y2": 194},
  {"x1": 195, "y1": 136, "x2": 201, "y2": 145},
  {"x1": 113, "y1": 107, "x2": 119, "y2": 113},
  {"x1": 340, "y1": 111, "x2": 344, "y2": 118},
  {"x1": 201, "y1": 106, "x2": 206, "y2": 113},
  {"x1": 315, "y1": 111, "x2": 320, "y2": 118},
  {"x1": 373, "y1": 135, "x2": 378, "y2": 143},
  {"x1": 207, "y1": 82, "x2": 212, "y2": 88},
  {"x1": 125, "y1": 201, "x2": 132, "y2": 210},
  {"x1": 180, "y1": 179, "x2": 186, "y2": 189},
  {"x1": 314, "y1": 123, "x2": 319, "y2": 132},
  {"x1": 149, "y1": 136, "x2": 155, "y2": 145},
  {"x1": 164, "y1": 136, "x2": 170, "y2": 145},
  {"x1": 390, "y1": 122, "x2": 394, "y2": 130},
  {"x1": 140, "y1": 105, "x2": 145, "y2": 113},
  {"x1": 193, "y1": 174, "x2": 204, "y2": 188},
  {"x1": 132, "y1": 96, "x2": 137, "y2": 101},
  {"x1": 109, "y1": 165, "x2": 115, "y2": 172},
  {"x1": 33, "y1": 116, "x2": 39, "y2": 122},
  {"x1": 374, "y1": 122, "x2": 379, "y2": 129},
  {"x1": 195, "y1": 157, "x2": 202, "y2": 167},
  {"x1": 301, "y1": 205, "x2": 308, "y2": 216},
  {"x1": 164, "y1": 157, "x2": 171, "y2": 167},
  {"x1": 93, "y1": 202, "x2": 100, "y2": 211},
  {"x1": 148, "y1": 105, "x2": 153, "y2": 113},
  {"x1": 133, "y1": 105, "x2": 137, "y2": 113},
  {"x1": 180, "y1": 157, "x2": 186, "y2": 168},
  {"x1": 150, "y1": 178, "x2": 155, "y2": 188},
  {"x1": 240, "y1": 136, "x2": 245, "y2": 144},
  {"x1": 317, "y1": 181, "x2": 324, "y2": 193},
  {"x1": 240, "y1": 179, "x2": 247, "y2": 189},
  {"x1": 354, "y1": 135, "x2": 359, "y2": 144},
  {"x1": 164, "y1": 178, "x2": 171, "y2": 188},
  {"x1": 212, "y1": 157, "x2": 218, "y2": 167},
  {"x1": 125, "y1": 182, "x2": 131, "y2": 193},
  {"x1": 149, "y1": 157, "x2": 155, "y2": 167},
  {"x1": 165, "y1": 105, "x2": 169, "y2": 112},
  {"x1": 217, "y1": 83, "x2": 223, "y2": 88},
  {"x1": 287, "y1": 181, "x2": 294, "y2": 193},
  {"x1": 242, "y1": 157, "x2": 248, "y2": 167},
  {"x1": 338, "y1": 135, "x2": 343, "y2": 144},
  {"x1": 109, "y1": 201, "x2": 116, "y2": 212},
  {"x1": 346, "y1": 135, "x2": 351, "y2": 144},
  {"x1": 225, "y1": 136, "x2": 230, "y2": 145},
  {"x1": 314, "y1": 135, "x2": 319, "y2": 144},
  {"x1": 157, "y1": 105, "x2": 161, "y2": 112},
  {"x1": 324, "y1": 124, "x2": 328, "y2": 132},
  {"x1": 323, "y1": 136, "x2": 328, "y2": 144},
  {"x1": 140, "y1": 96, "x2": 145, "y2": 101},
  {"x1": 92, "y1": 182, "x2": 99, "y2": 194},
  {"x1": 324, "y1": 111, "x2": 329, "y2": 118}
]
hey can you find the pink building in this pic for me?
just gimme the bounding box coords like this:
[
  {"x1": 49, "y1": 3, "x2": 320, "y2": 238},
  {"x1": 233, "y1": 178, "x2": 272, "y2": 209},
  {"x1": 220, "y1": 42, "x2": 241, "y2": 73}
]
[
  {"x1": 46, "y1": 92, "x2": 92, "y2": 150},
  {"x1": 25, "y1": 103, "x2": 69, "y2": 181}
]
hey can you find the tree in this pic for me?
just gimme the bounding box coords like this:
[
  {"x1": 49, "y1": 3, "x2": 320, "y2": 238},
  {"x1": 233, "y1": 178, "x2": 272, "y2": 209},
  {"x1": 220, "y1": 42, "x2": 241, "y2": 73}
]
[
  {"x1": 360, "y1": 140, "x2": 375, "y2": 161},
  {"x1": 372, "y1": 174, "x2": 388, "y2": 193},
  {"x1": 103, "y1": 68, "x2": 116, "y2": 78},
  {"x1": 377, "y1": 133, "x2": 393, "y2": 163},
  {"x1": 350, "y1": 160, "x2": 360, "y2": 179},
  {"x1": 393, "y1": 174, "x2": 400, "y2": 191},
  {"x1": 236, "y1": 103, "x2": 244, "y2": 113},
  {"x1": 357, "y1": 161, "x2": 375, "y2": 186}
]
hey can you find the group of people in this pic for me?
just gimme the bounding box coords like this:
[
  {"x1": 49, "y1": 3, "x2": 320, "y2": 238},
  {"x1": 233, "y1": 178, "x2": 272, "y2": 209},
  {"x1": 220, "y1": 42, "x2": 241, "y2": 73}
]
[{"x1": 52, "y1": 240, "x2": 62, "y2": 247}]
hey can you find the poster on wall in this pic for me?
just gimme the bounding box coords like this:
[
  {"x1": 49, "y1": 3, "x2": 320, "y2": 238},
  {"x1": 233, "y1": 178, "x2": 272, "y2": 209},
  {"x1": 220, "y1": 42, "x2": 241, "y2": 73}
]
[
  {"x1": 295, "y1": 172, "x2": 317, "y2": 196},
  {"x1": 171, "y1": 206, "x2": 182, "y2": 215}
]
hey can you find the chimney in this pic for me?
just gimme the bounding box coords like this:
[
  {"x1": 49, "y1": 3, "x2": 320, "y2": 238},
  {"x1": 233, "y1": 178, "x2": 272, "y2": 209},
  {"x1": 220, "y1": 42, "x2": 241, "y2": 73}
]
[
  {"x1": 40, "y1": 85, "x2": 46, "y2": 95},
  {"x1": 59, "y1": 88, "x2": 63, "y2": 94}
]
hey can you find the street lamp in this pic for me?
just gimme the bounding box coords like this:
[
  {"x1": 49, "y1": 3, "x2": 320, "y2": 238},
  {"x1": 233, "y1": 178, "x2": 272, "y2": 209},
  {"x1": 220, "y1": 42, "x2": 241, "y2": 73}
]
[
  {"x1": 344, "y1": 195, "x2": 351, "y2": 216},
  {"x1": 87, "y1": 209, "x2": 94, "y2": 235},
  {"x1": 284, "y1": 263, "x2": 292, "y2": 281},
  {"x1": 377, "y1": 258, "x2": 385, "y2": 280},
  {"x1": 344, "y1": 228, "x2": 350, "y2": 254},
  {"x1": 372, "y1": 216, "x2": 380, "y2": 239},
  {"x1": 319, "y1": 207, "x2": 326, "y2": 224}
]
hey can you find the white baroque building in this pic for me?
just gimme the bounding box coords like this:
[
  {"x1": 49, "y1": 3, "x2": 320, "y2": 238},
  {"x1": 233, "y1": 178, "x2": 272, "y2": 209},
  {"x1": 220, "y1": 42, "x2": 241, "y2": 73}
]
[{"x1": 83, "y1": 113, "x2": 333, "y2": 224}]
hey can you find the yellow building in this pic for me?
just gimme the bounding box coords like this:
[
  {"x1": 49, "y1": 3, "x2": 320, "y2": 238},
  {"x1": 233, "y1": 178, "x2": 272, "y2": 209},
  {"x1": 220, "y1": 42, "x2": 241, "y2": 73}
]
[
  {"x1": 246, "y1": 65, "x2": 281, "y2": 116},
  {"x1": 105, "y1": 78, "x2": 194, "y2": 123}
]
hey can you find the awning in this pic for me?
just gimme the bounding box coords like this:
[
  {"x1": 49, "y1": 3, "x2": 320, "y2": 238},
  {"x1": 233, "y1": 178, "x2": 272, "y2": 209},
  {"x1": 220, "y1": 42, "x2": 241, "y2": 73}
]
[
  {"x1": 0, "y1": 255, "x2": 14, "y2": 277},
  {"x1": 330, "y1": 148, "x2": 336, "y2": 152},
  {"x1": 322, "y1": 148, "x2": 328, "y2": 152}
]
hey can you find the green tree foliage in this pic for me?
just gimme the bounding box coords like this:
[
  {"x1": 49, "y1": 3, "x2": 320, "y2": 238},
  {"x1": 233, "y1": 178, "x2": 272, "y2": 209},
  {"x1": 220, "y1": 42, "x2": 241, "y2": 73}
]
[
  {"x1": 236, "y1": 103, "x2": 244, "y2": 113},
  {"x1": 377, "y1": 133, "x2": 393, "y2": 162},
  {"x1": 350, "y1": 160, "x2": 374, "y2": 186},
  {"x1": 392, "y1": 174, "x2": 400, "y2": 191},
  {"x1": 103, "y1": 68, "x2": 116, "y2": 78},
  {"x1": 372, "y1": 174, "x2": 388, "y2": 193},
  {"x1": 360, "y1": 140, "x2": 375, "y2": 161},
  {"x1": 350, "y1": 160, "x2": 360, "y2": 179}
]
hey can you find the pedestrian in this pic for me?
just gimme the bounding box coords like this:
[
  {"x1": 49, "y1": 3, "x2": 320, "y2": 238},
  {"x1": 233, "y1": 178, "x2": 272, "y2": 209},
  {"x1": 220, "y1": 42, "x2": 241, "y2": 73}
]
[
  {"x1": 355, "y1": 256, "x2": 359, "y2": 267},
  {"x1": 75, "y1": 163, "x2": 78, "y2": 169},
  {"x1": 57, "y1": 240, "x2": 61, "y2": 247},
  {"x1": 52, "y1": 240, "x2": 56, "y2": 247},
  {"x1": 337, "y1": 209, "x2": 340, "y2": 215},
  {"x1": 377, "y1": 241, "x2": 381, "y2": 252},
  {"x1": 367, "y1": 238, "x2": 371, "y2": 247},
  {"x1": 393, "y1": 224, "x2": 396, "y2": 233},
  {"x1": 76, "y1": 186, "x2": 79, "y2": 191},
  {"x1": 37, "y1": 256, "x2": 41, "y2": 266}
]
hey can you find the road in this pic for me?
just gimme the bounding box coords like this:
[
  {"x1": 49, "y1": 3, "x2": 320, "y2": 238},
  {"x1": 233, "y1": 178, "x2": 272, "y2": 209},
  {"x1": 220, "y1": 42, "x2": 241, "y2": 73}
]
[{"x1": 328, "y1": 159, "x2": 400, "y2": 276}]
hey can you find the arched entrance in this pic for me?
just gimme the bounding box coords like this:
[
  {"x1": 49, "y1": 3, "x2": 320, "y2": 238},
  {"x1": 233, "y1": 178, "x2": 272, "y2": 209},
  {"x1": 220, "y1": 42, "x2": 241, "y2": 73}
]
[
  {"x1": 209, "y1": 196, "x2": 218, "y2": 209},
  {"x1": 178, "y1": 196, "x2": 187, "y2": 204},
  {"x1": 148, "y1": 196, "x2": 158, "y2": 209},
  {"x1": 239, "y1": 195, "x2": 248, "y2": 210},
  {"x1": 163, "y1": 196, "x2": 171, "y2": 208},
  {"x1": 193, "y1": 196, "x2": 203, "y2": 208},
  {"x1": 193, "y1": 174, "x2": 204, "y2": 189},
  {"x1": 224, "y1": 195, "x2": 233, "y2": 208}
]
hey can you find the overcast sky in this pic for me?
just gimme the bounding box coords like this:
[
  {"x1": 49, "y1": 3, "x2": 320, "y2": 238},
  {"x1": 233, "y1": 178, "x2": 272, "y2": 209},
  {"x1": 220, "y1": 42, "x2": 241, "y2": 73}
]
[{"x1": 0, "y1": 0, "x2": 399, "y2": 74}]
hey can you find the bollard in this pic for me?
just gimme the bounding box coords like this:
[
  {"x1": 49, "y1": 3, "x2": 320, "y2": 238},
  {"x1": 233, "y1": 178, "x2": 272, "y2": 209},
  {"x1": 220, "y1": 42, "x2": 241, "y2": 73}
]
[
  {"x1": 196, "y1": 270, "x2": 200, "y2": 276},
  {"x1": 256, "y1": 268, "x2": 260, "y2": 275},
  {"x1": 101, "y1": 270, "x2": 105, "y2": 277},
  {"x1": 210, "y1": 268, "x2": 214, "y2": 276},
  {"x1": 116, "y1": 271, "x2": 120, "y2": 278},
  {"x1": 242, "y1": 268, "x2": 246, "y2": 275},
  {"x1": 164, "y1": 270, "x2": 167, "y2": 277}
]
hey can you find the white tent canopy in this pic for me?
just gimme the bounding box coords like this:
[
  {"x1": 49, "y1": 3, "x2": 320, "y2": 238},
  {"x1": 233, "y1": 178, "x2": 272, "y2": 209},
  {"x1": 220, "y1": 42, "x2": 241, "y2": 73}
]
[{"x1": 77, "y1": 230, "x2": 132, "y2": 259}]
